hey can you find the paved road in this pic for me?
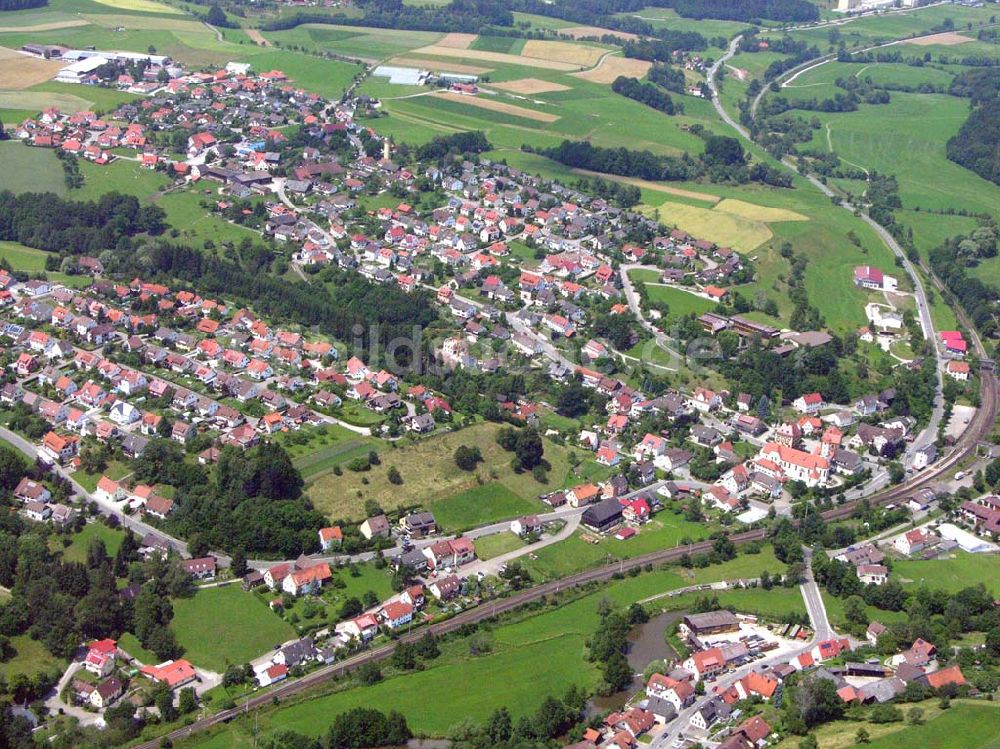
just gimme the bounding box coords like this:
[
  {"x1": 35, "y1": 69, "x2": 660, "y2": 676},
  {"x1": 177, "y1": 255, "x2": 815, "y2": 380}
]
[
  {"x1": 707, "y1": 33, "x2": 946, "y2": 472},
  {"x1": 619, "y1": 263, "x2": 683, "y2": 370},
  {"x1": 0, "y1": 425, "x2": 191, "y2": 557},
  {"x1": 652, "y1": 546, "x2": 834, "y2": 748}
]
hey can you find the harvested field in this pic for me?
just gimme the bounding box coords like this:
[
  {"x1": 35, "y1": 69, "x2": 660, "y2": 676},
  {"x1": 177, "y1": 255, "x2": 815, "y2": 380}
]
[
  {"x1": 491, "y1": 77, "x2": 570, "y2": 94},
  {"x1": 560, "y1": 25, "x2": 638, "y2": 41},
  {"x1": 906, "y1": 31, "x2": 973, "y2": 46},
  {"x1": 0, "y1": 52, "x2": 61, "y2": 90},
  {"x1": 714, "y1": 199, "x2": 808, "y2": 222},
  {"x1": 521, "y1": 39, "x2": 607, "y2": 66},
  {"x1": 246, "y1": 28, "x2": 270, "y2": 46},
  {"x1": 390, "y1": 57, "x2": 491, "y2": 75},
  {"x1": 431, "y1": 91, "x2": 559, "y2": 122},
  {"x1": 436, "y1": 32, "x2": 477, "y2": 49},
  {"x1": 411, "y1": 44, "x2": 581, "y2": 71},
  {"x1": 571, "y1": 169, "x2": 719, "y2": 203},
  {"x1": 0, "y1": 19, "x2": 90, "y2": 32},
  {"x1": 572, "y1": 54, "x2": 651, "y2": 84}
]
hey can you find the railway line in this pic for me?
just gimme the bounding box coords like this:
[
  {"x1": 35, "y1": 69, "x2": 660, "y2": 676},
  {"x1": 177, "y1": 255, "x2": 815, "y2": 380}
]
[{"x1": 136, "y1": 362, "x2": 996, "y2": 749}]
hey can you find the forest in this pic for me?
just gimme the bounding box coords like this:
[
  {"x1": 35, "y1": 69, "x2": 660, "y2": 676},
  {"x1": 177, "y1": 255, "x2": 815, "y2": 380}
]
[
  {"x1": 0, "y1": 0, "x2": 46, "y2": 10},
  {"x1": 0, "y1": 191, "x2": 166, "y2": 255},
  {"x1": 611, "y1": 75, "x2": 681, "y2": 115},
  {"x1": 946, "y1": 97, "x2": 1000, "y2": 188},
  {"x1": 262, "y1": 0, "x2": 512, "y2": 32}
]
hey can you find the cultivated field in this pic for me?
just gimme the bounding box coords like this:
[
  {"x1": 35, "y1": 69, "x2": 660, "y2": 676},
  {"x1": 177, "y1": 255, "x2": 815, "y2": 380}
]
[
  {"x1": 649, "y1": 199, "x2": 776, "y2": 251},
  {"x1": 905, "y1": 31, "x2": 973, "y2": 46},
  {"x1": 431, "y1": 91, "x2": 560, "y2": 122},
  {"x1": 409, "y1": 43, "x2": 583, "y2": 71},
  {"x1": 0, "y1": 47, "x2": 62, "y2": 89},
  {"x1": 491, "y1": 77, "x2": 570, "y2": 94},
  {"x1": 559, "y1": 24, "x2": 638, "y2": 41},
  {"x1": 572, "y1": 169, "x2": 720, "y2": 202},
  {"x1": 571, "y1": 54, "x2": 651, "y2": 83},
  {"x1": 436, "y1": 32, "x2": 476, "y2": 49},
  {"x1": 521, "y1": 39, "x2": 607, "y2": 67},
  {"x1": 714, "y1": 198, "x2": 809, "y2": 223},
  {"x1": 89, "y1": 0, "x2": 182, "y2": 13},
  {"x1": 0, "y1": 18, "x2": 89, "y2": 31}
]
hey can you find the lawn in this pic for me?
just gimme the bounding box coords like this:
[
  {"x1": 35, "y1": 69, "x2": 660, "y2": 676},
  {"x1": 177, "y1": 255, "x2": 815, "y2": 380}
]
[
  {"x1": 59, "y1": 522, "x2": 126, "y2": 564},
  {"x1": 73, "y1": 459, "x2": 131, "y2": 493},
  {"x1": 431, "y1": 482, "x2": 541, "y2": 532},
  {"x1": 306, "y1": 422, "x2": 579, "y2": 521},
  {"x1": 171, "y1": 585, "x2": 297, "y2": 672},
  {"x1": 0, "y1": 241, "x2": 94, "y2": 288},
  {"x1": 892, "y1": 551, "x2": 1000, "y2": 596},
  {"x1": 523, "y1": 511, "x2": 712, "y2": 581},
  {"x1": 473, "y1": 531, "x2": 526, "y2": 560},
  {"x1": 0, "y1": 141, "x2": 67, "y2": 195},
  {"x1": 118, "y1": 631, "x2": 160, "y2": 665},
  {"x1": 0, "y1": 634, "x2": 65, "y2": 681},
  {"x1": 156, "y1": 190, "x2": 264, "y2": 248},
  {"x1": 643, "y1": 284, "x2": 716, "y2": 318},
  {"x1": 70, "y1": 158, "x2": 170, "y2": 201}
]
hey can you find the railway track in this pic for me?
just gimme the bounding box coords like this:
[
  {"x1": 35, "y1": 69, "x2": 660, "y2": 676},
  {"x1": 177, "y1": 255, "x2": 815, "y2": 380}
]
[{"x1": 136, "y1": 366, "x2": 997, "y2": 749}]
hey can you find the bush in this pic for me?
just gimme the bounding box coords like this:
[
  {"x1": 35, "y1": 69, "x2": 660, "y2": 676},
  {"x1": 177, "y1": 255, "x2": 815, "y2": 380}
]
[
  {"x1": 454, "y1": 445, "x2": 483, "y2": 471},
  {"x1": 387, "y1": 466, "x2": 403, "y2": 485}
]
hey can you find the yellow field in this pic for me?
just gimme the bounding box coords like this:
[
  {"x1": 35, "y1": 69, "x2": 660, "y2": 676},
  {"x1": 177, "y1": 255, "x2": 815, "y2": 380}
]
[
  {"x1": 573, "y1": 170, "x2": 720, "y2": 203},
  {"x1": 560, "y1": 25, "x2": 638, "y2": 41},
  {"x1": 714, "y1": 199, "x2": 808, "y2": 222},
  {"x1": 521, "y1": 39, "x2": 607, "y2": 67},
  {"x1": 0, "y1": 19, "x2": 90, "y2": 32},
  {"x1": 491, "y1": 77, "x2": 570, "y2": 94},
  {"x1": 390, "y1": 57, "x2": 492, "y2": 75},
  {"x1": 436, "y1": 32, "x2": 477, "y2": 49},
  {"x1": 411, "y1": 44, "x2": 581, "y2": 71},
  {"x1": 0, "y1": 51, "x2": 62, "y2": 90},
  {"x1": 648, "y1": 200, "x2": 774, "y2": 251},
  {"x1": 90, "y1": 0, "x2": 182, "y2": 12},
  {"x1": 432, "y1": 91, "x2": 560, "y2": 122},
  {"x1": 571, "y1": 54, "x2": 651, "y2": 84}
]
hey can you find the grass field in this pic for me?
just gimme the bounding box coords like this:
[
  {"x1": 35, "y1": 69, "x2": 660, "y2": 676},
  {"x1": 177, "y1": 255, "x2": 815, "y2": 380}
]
[
  {"x1": 770, "y1": 700, "x2": 1000, "y2": 749},
  {"x1": 473, "y1": 531, "x2": 526, "y2": 560},
  {"x1": 307, "y1": 422, "x2": 580, "y2": 521},
  {"x1": 0, "y1": 240, "x2": 94, "y2": 288},
  {"x1": 118, "y1": 631, "x2": 160, "y2": 665},
  {"x1": 59, "y1": 522, "x2": 126, "y2": 563},
  {"x1": 0, "y1": 141, "x2": 67, "y2": 195},
  {"x1": 0, "y1": 634, "x2": 65, "y2": 680},
  {"x1": 69, "y1": 158, "x2": 170, "y2": 201},
  {"x1": 171, "y1": 586, "x2": 297, "y2": 672},
  {"x1": 645, "y1": 197, "x2": 807, "y2": 252},
  {"x1": 642, "y1": 284, "x2": 716, "y2": 317},
  {"x1": 892, "y1": 551, "x2": 1000, "y2": 596},
  {"x1": 430, "y1": 482, "x2": 540, "y2": 532}
]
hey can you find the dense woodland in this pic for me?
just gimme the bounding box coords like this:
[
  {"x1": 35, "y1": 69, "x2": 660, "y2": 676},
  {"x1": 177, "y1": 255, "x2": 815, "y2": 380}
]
[
  {"x1": 0, "y1": 0, "x2": 46, "y2": 10},
  {"x1": 0, "y1": 191, "x2": 166, "y2": 255},
  {"x1": 531, "y1": 136, "x2": 791, "y2": 188},
  {"x1": 262, "y1": 0, "x2": 814, "y2": 35},
  {"x1": 611, "y1": 75, "x2": 681, "y2": 115},
  {"x1": 947, "y1": 97, "x2": 1000, "y2": 188}
]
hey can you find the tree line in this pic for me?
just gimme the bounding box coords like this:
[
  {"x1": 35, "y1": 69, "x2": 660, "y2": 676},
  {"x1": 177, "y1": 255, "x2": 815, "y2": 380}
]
[
  {"x1": 0, "y1": 191, "x2": 166, "y2": 255},
  {"x1": 0, "y1": 0, "x2": 46, "y2": 10},
  {"x1": 611, "y1": 75, "x2": 681, "y2": 115},
  {"x1": 261, "y1": 0, "x2": 512, "y2": 32}
]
